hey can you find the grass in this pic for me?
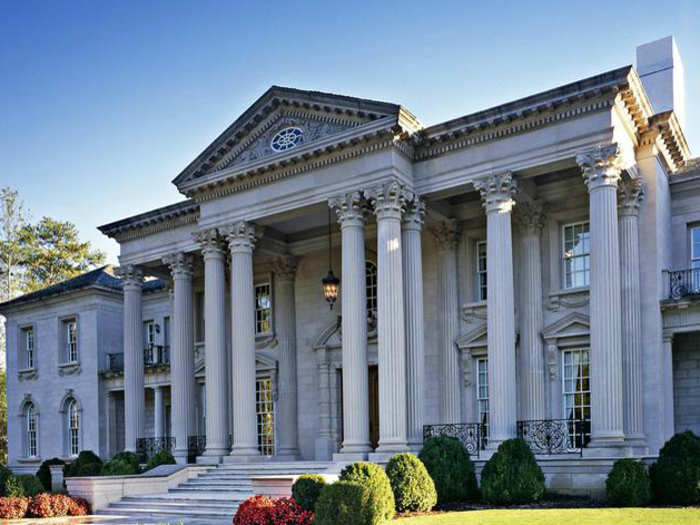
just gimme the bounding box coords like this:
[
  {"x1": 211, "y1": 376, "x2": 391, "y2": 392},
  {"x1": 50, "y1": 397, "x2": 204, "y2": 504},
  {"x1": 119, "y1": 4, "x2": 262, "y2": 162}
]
[{"x1": 396, "y1": 507, "x2": 700, "y2": 524}]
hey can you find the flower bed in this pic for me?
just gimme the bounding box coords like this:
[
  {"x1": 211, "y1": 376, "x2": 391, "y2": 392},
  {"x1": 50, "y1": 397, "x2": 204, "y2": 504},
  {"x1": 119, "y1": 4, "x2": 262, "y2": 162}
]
[
  {"x1": 233, "y1": 495, "x2": 313, "y2": 525},
  {"x1": 0, "y1": 493, "x2": 91, "y2": 519}
]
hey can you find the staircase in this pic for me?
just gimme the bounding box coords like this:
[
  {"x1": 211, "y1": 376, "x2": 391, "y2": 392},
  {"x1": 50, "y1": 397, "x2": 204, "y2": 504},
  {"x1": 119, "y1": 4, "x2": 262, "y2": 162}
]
[{"x1": 98, "y1": 461, "x2": 332, "y2": 524}]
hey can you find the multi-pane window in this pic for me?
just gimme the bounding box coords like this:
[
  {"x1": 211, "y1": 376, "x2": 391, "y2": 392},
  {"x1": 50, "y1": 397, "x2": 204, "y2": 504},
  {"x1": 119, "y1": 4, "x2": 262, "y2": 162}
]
[
  {"x1": 23, "y1": 327, "x2": 34, "y2": 369},
  {"x1": 26, "y1": 404, "x2": 37, "y2": 457},
  {"x1": 255, "y1": 283, "x2": 272, "y2": 335},
  {"x1": 563, "y1": 222, "x2": 590, "y2": 289},
  {"x1": 256, "y1": 377, "x2": 275, "y2": 456},
  {"x1": 691, "y1": 227, "x2": 700, "y2": 293},
  {"x1": 65, "y1": 320, "x2": 78, "y2": 362},
  {"x1": 476, "y1": 241, "x2": 487, "y2": 301},
  {"x1": 67, "y1": 399, "x2": 80, "y2": 456},
  {"x1": 562, "y1": 349, "x2": 591, "y2": 449},
  {"x1": 366, "y1": 261, "x2": 378, "y2": 318},
  {"x1": 476, "y1": 358, "x2": 489, "y2": 438},
  {"x1": 144, "y1": 320, "x2": 155, "y2": 363}
]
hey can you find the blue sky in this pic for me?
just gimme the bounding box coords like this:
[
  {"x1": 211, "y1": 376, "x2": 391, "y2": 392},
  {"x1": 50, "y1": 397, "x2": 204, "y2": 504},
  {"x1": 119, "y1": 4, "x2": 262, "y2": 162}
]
[{"x1": 1, "y1": 0, "x2": 698, "y2": 263}]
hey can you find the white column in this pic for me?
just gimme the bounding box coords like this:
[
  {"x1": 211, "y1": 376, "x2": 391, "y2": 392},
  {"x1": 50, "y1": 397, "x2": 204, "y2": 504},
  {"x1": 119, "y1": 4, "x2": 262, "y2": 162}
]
[
  {"x1": 195, "y1": 228, "x2": 229, "y2": 460},
  {"x1": 474, "y1": 172, "x2": 518, "y2": 448},
  {"x1": 116, "y1": 265, "x2": 144, "y2": 452},
  {"x1": 330, "y1": 192, "x2": 371, "y2": 458},
  {"x1": 154, "y1": 386, "x2": 164, "y2": 440},
  {"x1": 273, "y1": 255, "x2": 300, "y2": 459},
  {"x1": 514, "y1": 201, "x2": 546, "y2": 421},
  {"x1": 224, "y1": 221, "x2": 261, "y2": 461},
  {"x1": 430, "y1": 220, "x2": 461, "y2": 424},
  {"x1": 368, "y1": 180, "x2": 409, "y2": 454},
  {"x1": 618, "y1": 177, "x2": 646, "y2": 448},
  {"x1": 577, "y1": 144, "x2": 625, "y2": 450},
  {"x1": 403, "y1": 198, "x2": 426, "y2": 449},
  {"x1": 162, "y1": 252, "x2": 196, "y2": 464}
]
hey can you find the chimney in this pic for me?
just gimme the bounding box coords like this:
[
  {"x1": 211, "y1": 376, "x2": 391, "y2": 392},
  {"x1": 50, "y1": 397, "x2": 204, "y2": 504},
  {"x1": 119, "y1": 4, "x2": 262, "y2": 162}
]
[{"x1": 636, "y1": 36, "x2": 686, "y2": 130}]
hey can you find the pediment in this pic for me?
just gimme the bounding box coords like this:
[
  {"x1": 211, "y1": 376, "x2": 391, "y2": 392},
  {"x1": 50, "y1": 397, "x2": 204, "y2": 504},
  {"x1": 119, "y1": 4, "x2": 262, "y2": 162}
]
[
  {"x1": 456, "y1": 322, "x2": 488, "y2": 350},
  {"x1": 542, "y1": 312, "x2": 590, "y2": 342}
]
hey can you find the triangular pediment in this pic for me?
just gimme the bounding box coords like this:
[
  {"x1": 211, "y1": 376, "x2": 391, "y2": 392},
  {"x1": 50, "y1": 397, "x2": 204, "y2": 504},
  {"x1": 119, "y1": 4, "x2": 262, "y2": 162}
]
[
  {"x1": 456, "y1": 322, "x2": 488, "y2": 350},
  {"x1": 542, "y1": 312, "x2": 590, "y2": 342}
]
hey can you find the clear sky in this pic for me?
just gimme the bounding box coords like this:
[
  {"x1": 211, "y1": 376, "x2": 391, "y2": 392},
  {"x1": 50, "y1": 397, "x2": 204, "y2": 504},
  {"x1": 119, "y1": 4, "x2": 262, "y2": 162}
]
[{"x1": 1, "y1": 0, "x2": 698, "y2": 264}]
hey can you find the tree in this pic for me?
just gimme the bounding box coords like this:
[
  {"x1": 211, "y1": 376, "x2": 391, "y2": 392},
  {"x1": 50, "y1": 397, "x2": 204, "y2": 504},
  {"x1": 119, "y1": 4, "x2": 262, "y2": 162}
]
[
  {"x1": 21, "y1": 217, "x2": 105, "y2": 293},
  {"x1": 0, "y1": 187, "x2": 30, "y2": 301},
  {"x1": 0, "y1": 370, "x2": 6, "y2": 464}
]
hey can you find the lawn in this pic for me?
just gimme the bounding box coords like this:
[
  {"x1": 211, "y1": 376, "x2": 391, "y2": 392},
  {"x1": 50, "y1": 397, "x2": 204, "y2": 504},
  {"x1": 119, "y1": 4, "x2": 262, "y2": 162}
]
[{"x1": 396, "y1": 507, "x2": 700, "y2": 524}]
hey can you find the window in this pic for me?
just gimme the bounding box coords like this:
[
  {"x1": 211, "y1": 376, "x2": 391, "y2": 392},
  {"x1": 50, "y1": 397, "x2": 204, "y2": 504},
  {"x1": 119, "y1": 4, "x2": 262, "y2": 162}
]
[
  {"x1": 144, "y1": 320, "x2": 155, "y2": 363},
  {"x1": 270, "y1": 127, "x2": 303, "y2": 152},
  {"x1": 692, "y1": 227, "x2": 700, "y2": 269},
  {"x1": 366, "y1": 261, "x2": 378, "y2": 318},
  {"x1": 67, "y1": 399, "x2": 80, "y2": 456},
  {"x1": 255, "y1": 283, "x2": 272, "y2": 335},
  {"x1": 22, "y1": 327, "x2": 34, "y2": 369},
  {"x1": 63, "y1": 319, "x2": 78, "y2": 363},
  {"x1": 476, "y1": 358, "x2": 489, "y2": 438},
  {"x1": 562, "y1": 222, "x2": 590, "y2": 289},
  {"x1": 26, "y1": 403, "x2": 37, "y2": 457},
  {"x1": 256, "y1": 377, "x2": 275, "y2": 456},
  {"x1": 562, "y1": 349, "x2": 591, "y2": 449},
  {"x1": 476, "y1": 241, "x2": 487, "y2": 301}
]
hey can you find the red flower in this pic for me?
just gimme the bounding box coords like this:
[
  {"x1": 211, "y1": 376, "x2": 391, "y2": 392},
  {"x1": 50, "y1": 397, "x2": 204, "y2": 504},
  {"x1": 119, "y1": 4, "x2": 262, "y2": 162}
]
[{"x1": 233, "y1": 495, "x2": 314, "y2": 525}]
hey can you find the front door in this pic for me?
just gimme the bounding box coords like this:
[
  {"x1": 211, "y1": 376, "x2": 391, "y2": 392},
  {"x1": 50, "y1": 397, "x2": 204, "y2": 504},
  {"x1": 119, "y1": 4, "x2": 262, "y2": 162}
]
[{"x1": 369, "y1": 365, "x2": 379, "y2": 449}]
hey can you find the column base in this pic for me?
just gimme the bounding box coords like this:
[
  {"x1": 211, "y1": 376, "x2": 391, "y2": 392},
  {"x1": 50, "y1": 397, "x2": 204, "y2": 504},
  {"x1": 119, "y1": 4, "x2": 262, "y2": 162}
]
[
  {"x1": 332, "y1": 451, "x2": 369, "y2": 462},
  {"x1": 368, "y1": 451, "x2": 405, "y2": 463},
  {"x1": 583, "y1": 434, "x2": 629, "y2": 457},
  {"x1": 173, "y1": 449, "x2": 189, "y2": 465},
  {"x1": 272, "y1": 454, "x2": 299, "y2": 462},
  {"x1": 225, "y1": 446, "x2": 262, "y2": 464},
  {"x1": 373, "y1": 440, "x2": 409, "y2": 456},
  {"x1": 624, "y1": 434, "x2": 648, "y2": 455},
  {"x1": 197, "y1": 455, "x2": 224, "y2": 465}
]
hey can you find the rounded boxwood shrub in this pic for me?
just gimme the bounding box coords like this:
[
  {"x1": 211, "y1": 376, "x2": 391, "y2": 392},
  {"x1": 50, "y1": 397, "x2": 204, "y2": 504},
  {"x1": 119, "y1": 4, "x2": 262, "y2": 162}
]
[
  {"x1": 291, "y1": 473, "x2": 326, "y2": 512},
  {"x1": 36, "y1": 458, "x2": 65, "y2": 492},
  {"x1": 339, "y1": 461, "x2": 395, "y2": 521},
  {"x1": 144, "y1": 449, "x2": 176, "y2": 472},
  {"x1": 650, "y1": 431, "x2": 700, "y2": 504},
  {"x1": 386, "y1": 453, "x2": 437, "y2": 513},
  {"x1": 64, "y1": 450, "x2": 103, "y2": 478},
  {"x1": 315, "y1": 481, "x2": 376, "y2": 525},
  {"x1": 101, "y1": 459, "x2": 138, "y2": 476},
  {"x1": 481, "y1": 438, "x2": 545, "y2": 504},
  {"x1": 4, "y1": 475, "x2": 24, "y2": 498},
  {"x1": 418, "y1": 435, "x2": 478, "y2": 503},
  {"x1": 606, "y1": 458, "x2": 651, "y2": 506},
  {"x1": 111, "y1": 451, "x2": 141, "y2": 473},
  {"x1": 0, "y1": 465, "x2": 12, "y2": 496}
]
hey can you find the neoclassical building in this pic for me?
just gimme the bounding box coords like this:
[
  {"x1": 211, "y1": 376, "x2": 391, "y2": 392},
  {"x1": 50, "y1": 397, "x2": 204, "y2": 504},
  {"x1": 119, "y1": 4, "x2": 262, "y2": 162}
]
[{"x1": 3, "y1": 37, "x2": 698, "y2": 475}]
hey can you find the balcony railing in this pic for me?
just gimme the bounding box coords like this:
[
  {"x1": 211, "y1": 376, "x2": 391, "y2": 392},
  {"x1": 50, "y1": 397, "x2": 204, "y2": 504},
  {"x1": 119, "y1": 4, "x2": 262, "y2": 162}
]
[
  {"x1": 136, "y1": 436, "x2": 175, "y2": 463},
  {"x1": 105, "y1": 346, "x2": 170, "y2": 373},
  {"x1": 517, "y1": 418, "x2": 590, "y2": 455},
  {"x1": 668, "y1": 268, "x2": 700, "y2": 299},
  {"x1": 106, "y1": 353, "x2": 124, "y2": 372},
  {"x1": 423, "y1": 423, "x2": 487, "y2": 457}
]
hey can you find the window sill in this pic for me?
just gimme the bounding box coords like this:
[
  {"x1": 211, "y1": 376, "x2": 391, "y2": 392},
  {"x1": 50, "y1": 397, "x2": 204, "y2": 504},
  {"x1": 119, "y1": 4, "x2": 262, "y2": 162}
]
[
  {"x1": 58, "y1": 362, "x2": 81, "y2": 376},
  {"x1": 18, "y1": 368, "x2": 38, "y2": 381},
  {"x1": 547, "y1": 287, "x2": 590, "y2": 311},
  {"x1": 17, "y1": 457, "x2": 41, "y2": 464},
  {"x1": 461, "y1": 300, "x2": 487, "y2": 322}
]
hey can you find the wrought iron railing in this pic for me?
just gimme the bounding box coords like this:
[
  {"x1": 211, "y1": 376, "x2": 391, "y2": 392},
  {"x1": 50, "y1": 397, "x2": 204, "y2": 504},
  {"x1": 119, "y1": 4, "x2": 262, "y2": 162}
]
[
  {"x1": 187, "y1": 435, "x2": 206, "y2": 463},
  {"x1": 136, "y1": 436, "x2": 175, "y2": 463},
  {"x1": 144, "y1": 345, "x2": 170, "y2": 366},
  {"x1": 423, "y1": 423, "x2": 486, "y2": 456},
  {"x1": 668, "y1": 268, "x2": 700, "y2": 299},
  {"x1": 517, "y1": 418, "x2": 589, "y2": 455}
]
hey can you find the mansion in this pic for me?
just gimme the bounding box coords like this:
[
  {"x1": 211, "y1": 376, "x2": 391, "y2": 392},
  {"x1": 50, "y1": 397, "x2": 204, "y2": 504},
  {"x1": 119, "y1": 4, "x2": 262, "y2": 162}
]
[{"x1": 2, "y1": 37, "x2": 699, "y2": 481}]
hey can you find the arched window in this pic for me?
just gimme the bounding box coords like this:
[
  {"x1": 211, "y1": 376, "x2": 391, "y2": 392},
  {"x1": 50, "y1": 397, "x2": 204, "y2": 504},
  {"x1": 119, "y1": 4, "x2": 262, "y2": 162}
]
[
  {"x1": 26, "y1": 403, "x2": 37, "y2": 457},
  {"x1": 366, "y1": 261, "x2": 377, "y2": 319},
  {"x1": 67, "y1": 399, "x2": 80, "y2": 456}
]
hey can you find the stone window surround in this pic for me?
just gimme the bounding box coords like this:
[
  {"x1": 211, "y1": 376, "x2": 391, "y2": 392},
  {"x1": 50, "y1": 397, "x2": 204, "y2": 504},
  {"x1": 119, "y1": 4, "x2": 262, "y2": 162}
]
[
  {"x1": 58, "y1": 314, "x2": 80, "y2": 366},
  {"x1": 19, "y1": 396, "x2": 39, "y2": 460},
  {"x1": 690, "y1": 223, "x2": 700, "y2": 267},
  {"x1": 546, "y1": 208, "x2": 590, "y2": 310},
  {"x1": 561, "y1": 220, "x2": 591, "y2": 290},
  {"x1": 17, "y1": 322, "x2": 37, "y2": 378},
  {"x1": 59, "y1": 391, "x2": 83, "y2": 458},
  {"x1": 255, "y1": 271, "x2": 274, "y2": 338}
]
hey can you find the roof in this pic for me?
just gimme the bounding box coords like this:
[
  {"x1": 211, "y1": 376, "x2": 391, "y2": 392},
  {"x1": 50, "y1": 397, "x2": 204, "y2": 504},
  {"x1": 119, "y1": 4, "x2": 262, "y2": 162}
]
[
  {"x1": 98, "y1": 199, "x2": 199, "y2": 240},
  {"x1": 0, "y1": 265, "x2": 165, "y2": 311}
]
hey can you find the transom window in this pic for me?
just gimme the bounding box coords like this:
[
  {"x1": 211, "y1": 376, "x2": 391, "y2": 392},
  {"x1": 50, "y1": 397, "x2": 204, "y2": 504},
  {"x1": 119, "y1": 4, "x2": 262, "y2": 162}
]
[
  {"x1": 256, "y1": 377, "x2": 275, "y2": 456},
  {"x1": 26, "y1": 404, "x2": 37, "y2": 457},
  {"x1": 67, "y1": 399, "x2": 80, "y2": 456},
  {"x1": 476, "y1": 241, "x2": 487, "y2": 301},
  {"x1": 270, "y1": 127, "x2": 303, "y2": 152},
  {"x1": 562, "y1": 222, "x2": 590, "y2": 289},
  {"x1": 366, "y1": 261, "x2": 378, "y2": 319},
  {"x1": 476, "y1": 357, "x2": 489, "y2": 438},
  {"x1": 562, "y1": 349, "x2": 591, "y2": 449},
  {"x1": 64, "y1": 319, "x2": 78, "y2": 363},
  {"x1": 23, "y1": 327, "x2": 34, "y2": 369},
  {"x1": 255, "y1": 283, "x2": 272, "y2": 335}
]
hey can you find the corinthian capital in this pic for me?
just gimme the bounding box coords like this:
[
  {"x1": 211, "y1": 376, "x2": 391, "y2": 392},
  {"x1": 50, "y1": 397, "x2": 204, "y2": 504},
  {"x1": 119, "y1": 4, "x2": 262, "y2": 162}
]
[
  {"x1": 473, "y1": 172, "x2": 518, "y2": 214},
  {"x1": 513, "y1": 200, "x2": 545, "y2": 235},
  {"x1": 115, "y1": 264, "x2": 143, "y2": 288},
  {"x1": 193, "y1": 228, "x2": 226, "y2": 258},
  {"x1": 329, "y1": 191, "x2": 367, "y2": 226},
  {"x1": 429, "y1": 219, "x2": 459, "y2": 250},
  {"x1": 576, "y1": 144, "x2": 622, "y2": 191},
  {"x1": 366, "y1": 180, "x2": 412, "y2": 220},
  {"x1": 162, "y1": 252, "x2": 194, "y2": 277},
  {"x1": 403, "y1": 196, "x2": 426, "y2": 232},
  {"x1": 617, "y1": 176, "x2": 645, "y2": 216},
  {"x1": 222, "y1": 221, "x2": 261, "y2": 253},
  {"x1": 272, "y1": 255, "x2": 298, "y2": 281}
]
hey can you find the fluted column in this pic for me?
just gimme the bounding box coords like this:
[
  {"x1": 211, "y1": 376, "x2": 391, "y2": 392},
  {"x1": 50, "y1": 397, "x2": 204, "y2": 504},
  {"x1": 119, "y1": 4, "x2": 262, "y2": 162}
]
[
  {"x1": 403, "y1": 198, "x2": 426, "y2": 449},
  {"x1": 330, "y1": 192, "x2": 371, "y2": 457},
  {"x1": 162, "y1": 252, "x2": 196, "y2": 463},
  {"x1": 430, "y1": 220, "x2": 461, "y2": 424},
  {"x1": 618, "y1": 176, "x2": 646, "y2": 448},
  {"x1": 273, "y1": 255, "x2": 300, "y2": 458},
  {"x1": 474, "y1": 172, "x2": 518, "y2": 448},
  {"x1": 514, "y1": 201, "x2": 546, "y2": 421},
  {"x1": 195, "y1": 229, "x2": 229, "y2": 460},
  {"x1": 154, "y1": 386, "x2": 164, "y2": 440},
  {"x1": 368, "y1": 180, "x2": 410, "y2": 453},
  {"x1": 224, "y1": 221, "x2": 261, "y2": 460},
  {"x1": 577, "y1": 144, "x2": 625, "y2": 450},
  {"x1": 116, "y1": 265, "x2": 144, "y2": 452}
]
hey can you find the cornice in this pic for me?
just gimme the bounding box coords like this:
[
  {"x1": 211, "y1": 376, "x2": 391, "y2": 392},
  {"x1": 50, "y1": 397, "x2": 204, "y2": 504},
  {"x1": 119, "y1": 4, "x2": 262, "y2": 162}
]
[
  {"x1": 99, "y1": 200, "x2": 200, "y2": 241},
  {"x1": 649, "y1": 111, "x2": 691, "y2": 173}
]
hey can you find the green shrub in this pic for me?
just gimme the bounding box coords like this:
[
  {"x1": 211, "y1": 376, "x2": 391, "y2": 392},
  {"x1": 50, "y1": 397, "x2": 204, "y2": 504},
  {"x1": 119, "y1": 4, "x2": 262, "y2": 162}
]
[
  {"x1": 4, "y1": 476, "x2": 24, "y2": 498},
  {"x1": 315, "y1": 481, "x2": 378, "y2": 525},
  {"x1": 64, "y1": 451, "x2": 103, "y2": 478},
  {"x1": 36, "y1": 458, "x2": 65, "y2": 492},
  {"x1": 650, "y1": 431, "x2": 700, "y2": 504},
  {"x1": 144, "y1": 450, "x2": 176, "y2": 472},
  {"x1": 101, "y1": 459, "x2": 139, "y2": 476},
  {"x1": 418, "y1": 435, "x2": 478, "y2": 503},
  {"x1": 339, "y1": 462, "x2": 395, "y2": 521},
  {"x1": 18, "y1": 475, "x2": 44, "y2": 497},
  {"x1": 481, "y1": 438, "x2": 545, "y2": 505},
  {"x1": 386, "y1": 453, "x2": 437, "y2": 513},
  {"x1": 0, "y1": 465, "x2": 12, "y2": 496},
  {"x1": 606, "y1": 458, "x2": 651, "y2": 506},
  {"x1": 111, "y1": 451, "x2": 141, "y2": 473},
  {"x1": 291, "y1": 474, "x2": 326, "y2": 512}
]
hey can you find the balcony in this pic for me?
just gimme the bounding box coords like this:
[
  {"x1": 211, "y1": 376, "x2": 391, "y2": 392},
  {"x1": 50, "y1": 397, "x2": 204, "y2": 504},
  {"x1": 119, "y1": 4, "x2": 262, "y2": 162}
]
[
  {"x1": 423, "y1": 423, "x2": 487, "y2": 457},
  {"x1": 105, "y1": 345, "x2": 170, "y2": 373},
  {"x1": 667, "y1": 268, "x2": 700, "y2": 300}
]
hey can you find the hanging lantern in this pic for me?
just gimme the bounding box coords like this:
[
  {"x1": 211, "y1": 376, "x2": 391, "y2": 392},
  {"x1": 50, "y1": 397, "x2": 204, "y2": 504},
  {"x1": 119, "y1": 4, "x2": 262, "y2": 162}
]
[{"x1": 321, "y1": 208, "x2": 340, "y2": 309}]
